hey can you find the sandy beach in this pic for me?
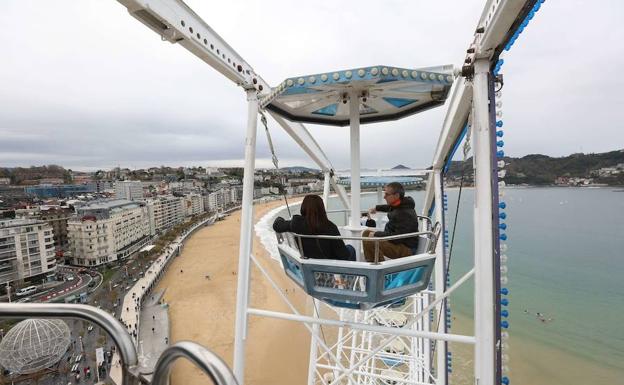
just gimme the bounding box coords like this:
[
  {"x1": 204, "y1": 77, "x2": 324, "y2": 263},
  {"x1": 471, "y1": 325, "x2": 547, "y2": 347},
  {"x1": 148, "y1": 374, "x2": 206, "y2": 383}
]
[{"x1": 155, "y1": 199, "x2": 311, "y2": 385}]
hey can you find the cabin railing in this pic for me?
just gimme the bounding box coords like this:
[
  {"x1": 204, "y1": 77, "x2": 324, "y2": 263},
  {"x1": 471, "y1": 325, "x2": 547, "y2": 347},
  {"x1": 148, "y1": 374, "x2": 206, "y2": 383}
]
[
  {"x1": 324, "y1": 210, "x2": 434, "y2": 231},
  {"x1": 277, "y1": 224, "x2": 440, "y2": 264},
  {"x1": 0, "y1": 303, "x2": 236, "y2": 385},
  {"x1": 152, "y1": 341, "x2": 238, "y2": 385}
]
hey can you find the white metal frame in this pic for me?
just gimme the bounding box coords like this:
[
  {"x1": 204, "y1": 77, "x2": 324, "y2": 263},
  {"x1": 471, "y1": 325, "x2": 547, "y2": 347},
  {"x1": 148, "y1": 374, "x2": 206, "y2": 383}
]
[{"x1": 109, "y1": 1, "x2": 537, "y2": 384}]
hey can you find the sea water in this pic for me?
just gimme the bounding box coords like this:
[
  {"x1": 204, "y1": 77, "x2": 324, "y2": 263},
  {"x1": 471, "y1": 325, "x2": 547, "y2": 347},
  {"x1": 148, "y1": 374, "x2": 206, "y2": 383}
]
[{"x1": 275, "y1": 187, "x2": 624, "y2": 375}]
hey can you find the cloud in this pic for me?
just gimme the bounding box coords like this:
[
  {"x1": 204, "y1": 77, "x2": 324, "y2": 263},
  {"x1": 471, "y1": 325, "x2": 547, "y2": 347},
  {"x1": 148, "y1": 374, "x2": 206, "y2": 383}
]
[{"x1": 0, "y1": 0, "x2": 622, "y2": 170}]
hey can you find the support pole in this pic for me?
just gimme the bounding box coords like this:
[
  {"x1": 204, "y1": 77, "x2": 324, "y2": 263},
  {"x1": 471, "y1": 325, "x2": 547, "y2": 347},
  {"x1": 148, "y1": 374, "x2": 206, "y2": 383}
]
[
  {"x1": 433, "y1": 170, "x2": 447, "y2": 385},
  {"x1": 322, "y1": 172, "x2": 331, "y2": 206},
  {"x1": 307, "y1": 300, "x2": 320, "y2": 385},
  {"x1": 472, "y1": 58, "x2": 496, "y2": 385},
  {"x1": 348, "y1": 91, "x2": 362, "y2": 259},
  {"x1": 233, "y1": 89, "x2": 259, "y2": 384}
]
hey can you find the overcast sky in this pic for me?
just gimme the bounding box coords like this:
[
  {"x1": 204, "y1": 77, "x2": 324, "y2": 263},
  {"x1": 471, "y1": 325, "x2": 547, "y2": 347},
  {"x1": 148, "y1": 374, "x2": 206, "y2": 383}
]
[{"x1": 1, "y1": 0, "x2": 622, "y2": 171}]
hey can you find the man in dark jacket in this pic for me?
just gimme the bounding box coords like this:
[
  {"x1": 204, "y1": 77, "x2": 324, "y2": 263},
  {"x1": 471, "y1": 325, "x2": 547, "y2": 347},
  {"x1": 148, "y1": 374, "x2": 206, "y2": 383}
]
[{"x1": 363, "y1": 182, "x2": 419, "y2": 262}]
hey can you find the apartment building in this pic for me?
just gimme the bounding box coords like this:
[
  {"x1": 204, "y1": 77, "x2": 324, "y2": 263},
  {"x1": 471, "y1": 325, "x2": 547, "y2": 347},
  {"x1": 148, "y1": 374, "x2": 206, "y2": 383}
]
[
  {"x1": 182, "y1": 193, "x2": 204, "y2": 217},
  {"x1": 68, "y1": 199, "x2": 150, "y2": 266},
  {"x1": 0, "y1": 219, "x2": 56, "y2": 286},
  {"x1": 114, "y1": 180, "x2": 144, "y2": 201},
  {"x1": 145, "y1": 195, "x2": 185, "y2": 235}
]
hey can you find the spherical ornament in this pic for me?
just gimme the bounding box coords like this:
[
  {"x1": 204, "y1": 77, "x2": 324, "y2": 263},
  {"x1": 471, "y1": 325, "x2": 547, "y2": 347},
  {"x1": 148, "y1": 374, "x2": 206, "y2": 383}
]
[{"x1": 0, "y1": 319, "x2": 71, "y2": 374}]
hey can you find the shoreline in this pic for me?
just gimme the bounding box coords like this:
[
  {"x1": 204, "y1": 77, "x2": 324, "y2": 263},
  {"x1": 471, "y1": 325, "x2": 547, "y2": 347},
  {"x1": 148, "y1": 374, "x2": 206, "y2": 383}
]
[
  {"x1": 155, "y1": 199, "x2": 310, "y2": 385},
  {"x1": 156, "y1": 197, "x2": 622, "y2": 385}
]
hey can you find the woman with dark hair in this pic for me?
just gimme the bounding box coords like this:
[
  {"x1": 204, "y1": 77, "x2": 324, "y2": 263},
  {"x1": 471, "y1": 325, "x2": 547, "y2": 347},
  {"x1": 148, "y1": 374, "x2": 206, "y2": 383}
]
[{"x1": 273, "y1": 195, "x2": 356, "y2": 261}]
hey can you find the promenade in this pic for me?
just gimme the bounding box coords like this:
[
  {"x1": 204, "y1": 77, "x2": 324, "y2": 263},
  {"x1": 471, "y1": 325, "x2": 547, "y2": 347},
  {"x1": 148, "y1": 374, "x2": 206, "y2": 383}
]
[{"x1": 110, "y1": 216, "x2": 215, "y2": 384}]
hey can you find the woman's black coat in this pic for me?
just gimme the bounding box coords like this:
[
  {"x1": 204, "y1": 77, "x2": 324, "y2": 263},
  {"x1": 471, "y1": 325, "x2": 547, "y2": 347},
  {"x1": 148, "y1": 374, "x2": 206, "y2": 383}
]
[{"x1": 273, "y1": 215, "x2": 351, "y2": 260}]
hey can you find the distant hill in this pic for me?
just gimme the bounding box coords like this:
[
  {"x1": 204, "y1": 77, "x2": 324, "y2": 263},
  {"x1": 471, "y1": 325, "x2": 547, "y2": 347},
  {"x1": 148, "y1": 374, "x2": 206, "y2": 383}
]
[
  {"x1": 392, "y1": 164, "x2": 410, "y2": 170},
  {"x1": 445, "y1": 149, "x2": 624, "y2": 186},
  {"x1": 0, "y1": 165, "x2": 71, "y2": 185},
  {"x1": 280, "y1": 166, "x2": 320, "y2": 173}
]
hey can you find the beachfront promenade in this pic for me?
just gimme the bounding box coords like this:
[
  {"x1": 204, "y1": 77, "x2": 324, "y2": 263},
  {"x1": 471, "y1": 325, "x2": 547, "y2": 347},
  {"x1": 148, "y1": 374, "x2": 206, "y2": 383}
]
[{"x1": 109, "y1": 215, "x2": 216, "y2": 385}]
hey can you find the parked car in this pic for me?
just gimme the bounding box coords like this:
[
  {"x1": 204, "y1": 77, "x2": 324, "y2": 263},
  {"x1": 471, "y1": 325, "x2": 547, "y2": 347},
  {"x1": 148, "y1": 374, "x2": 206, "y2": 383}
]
[{"x1": 16, "y1": 286, "x2": 37, "y2": 297}]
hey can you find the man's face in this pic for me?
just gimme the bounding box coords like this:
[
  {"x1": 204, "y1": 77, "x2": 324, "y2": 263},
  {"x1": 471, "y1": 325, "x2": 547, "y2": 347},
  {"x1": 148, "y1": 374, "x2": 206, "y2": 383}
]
[{"x1": 383, "y1": 187, "x2": 400, "y2": 205}]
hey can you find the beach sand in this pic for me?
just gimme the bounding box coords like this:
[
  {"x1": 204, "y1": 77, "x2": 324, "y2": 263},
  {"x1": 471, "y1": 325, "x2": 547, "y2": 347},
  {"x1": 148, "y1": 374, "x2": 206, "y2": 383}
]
[{"x1": 155, "y1": 199, "x2": 311, "y2": 385}]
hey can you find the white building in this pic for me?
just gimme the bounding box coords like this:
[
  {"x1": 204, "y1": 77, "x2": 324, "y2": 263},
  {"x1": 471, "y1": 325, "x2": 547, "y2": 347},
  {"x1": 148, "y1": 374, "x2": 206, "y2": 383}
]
[
  {"x1": 182, "y1": 193, "x2": 204, "y2": 217},
  {"x1": 145, "y1": 195, "x2": 185, "y2": 235},
  {"x1": 67, "y1": 199, "x2": 150, "y2": 266},
  {"x1": 0, "y1": 219, "x2": 56, "y2": 286},
  {"x1": 114, "y1": 180, "x2": 143, "y2": 201}
]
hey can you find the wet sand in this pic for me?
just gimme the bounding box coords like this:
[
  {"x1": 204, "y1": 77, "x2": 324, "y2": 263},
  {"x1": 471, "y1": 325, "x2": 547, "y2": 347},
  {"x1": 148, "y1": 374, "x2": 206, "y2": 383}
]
[{"x1": 155, "y1": 199, "x2": 310, "y2": 385}]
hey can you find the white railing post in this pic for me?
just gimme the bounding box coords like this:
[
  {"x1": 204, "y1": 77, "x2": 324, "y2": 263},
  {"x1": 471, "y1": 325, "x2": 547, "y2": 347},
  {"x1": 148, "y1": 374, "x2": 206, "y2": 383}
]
[
  {"x1": 307, "y1": 300, "x2": 320, "y2": 385},
  {"x1": 233, "y1": 89, "x2": 259, "y2": 384},
  {"x1": 433, "y1": 170, "x2": 447, "y2": 385},
  {"x1": 322, "y1": 171, "x2": 331, "y2": 206},
  {"x1": 348, "y1": 90, "x2": 362, "y2": 259},
  {"x1": 472, "y1": 58, "x2": 496, "y2": 385}
]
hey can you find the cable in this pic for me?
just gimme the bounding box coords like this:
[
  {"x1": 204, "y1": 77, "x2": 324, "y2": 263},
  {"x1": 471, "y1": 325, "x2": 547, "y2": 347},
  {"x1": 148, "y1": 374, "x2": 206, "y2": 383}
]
[
  {"x1": 431, "y1": 164, "x2": 466, "y2": 361},
  {"x1": 259, "y1": 109, "x2": 292, "y2": 217}
]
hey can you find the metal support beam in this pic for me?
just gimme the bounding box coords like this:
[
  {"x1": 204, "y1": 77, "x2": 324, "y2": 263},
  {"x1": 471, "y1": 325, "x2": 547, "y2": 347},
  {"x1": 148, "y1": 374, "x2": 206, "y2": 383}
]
[
  {"x1": 322, "y1": 172, "x2": 331, "y2": 205},
  {"x1": 349, "y1": 91, "x2": 361, "y2": 230},
  {"x1": 247, "y1": 309, "x2": 476, "y2": 345},
  {"x1": 268, "y1": 111, "x2": 335, "y2": 174},
  {"x1": 116, "y1": 0, "x2": 258, "y2": 87},
  {"x1": 233, "y1": 89, "x2": 259, "y2": 384},
  {"x1": 472, "y1": 58, "x2": 496, "y2": 385},
  {"x1": 433, "y1": 170, "x2": 447, "y2": 385}
]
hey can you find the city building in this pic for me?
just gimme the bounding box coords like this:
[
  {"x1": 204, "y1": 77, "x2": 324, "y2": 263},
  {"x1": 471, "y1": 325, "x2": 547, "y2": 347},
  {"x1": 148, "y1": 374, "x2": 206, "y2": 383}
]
[
  {"x1": 0, "y1": 219, "x2": 56, "y2": 286},
  {"x1": 16, "y1": 206, "x2": 74, "y2": 252},
  {"x1": 145, "y1": 195, "x2": 185, "y2": 235},
  {"x1": 114, "y1": 180, "x2": 144, "y2": 201},
  {"x1": 182, "y1": 193, "x2": 205, "y2": 217},
  {"x1": 205, "y1": 188, "x2": 234, "y2": 211},
  {"x1": 67, "y1": 199, "x2": 150, "y2": 266},
  {"x1": 24, "y1": 184, "x2": 95, "y2": 199},
  {"x1": 38, "y1": 207, "x2": 73, "y2": 251}
]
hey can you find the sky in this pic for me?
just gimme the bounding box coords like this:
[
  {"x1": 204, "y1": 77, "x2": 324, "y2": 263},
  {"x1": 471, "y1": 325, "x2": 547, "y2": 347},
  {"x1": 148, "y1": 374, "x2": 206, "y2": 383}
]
[{"x1": 1, "y1": 0, "x2": 623, "y2": 171}]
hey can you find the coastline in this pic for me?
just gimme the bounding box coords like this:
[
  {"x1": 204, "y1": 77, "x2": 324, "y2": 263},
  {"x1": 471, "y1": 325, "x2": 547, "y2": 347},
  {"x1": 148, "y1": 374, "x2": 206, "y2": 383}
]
[
  {"x1": 155, "y1": 199, "x2": 310, "y2": 385},
  {"x1": 155, "y1": 194, "x2": 622, "y2": 385}
]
